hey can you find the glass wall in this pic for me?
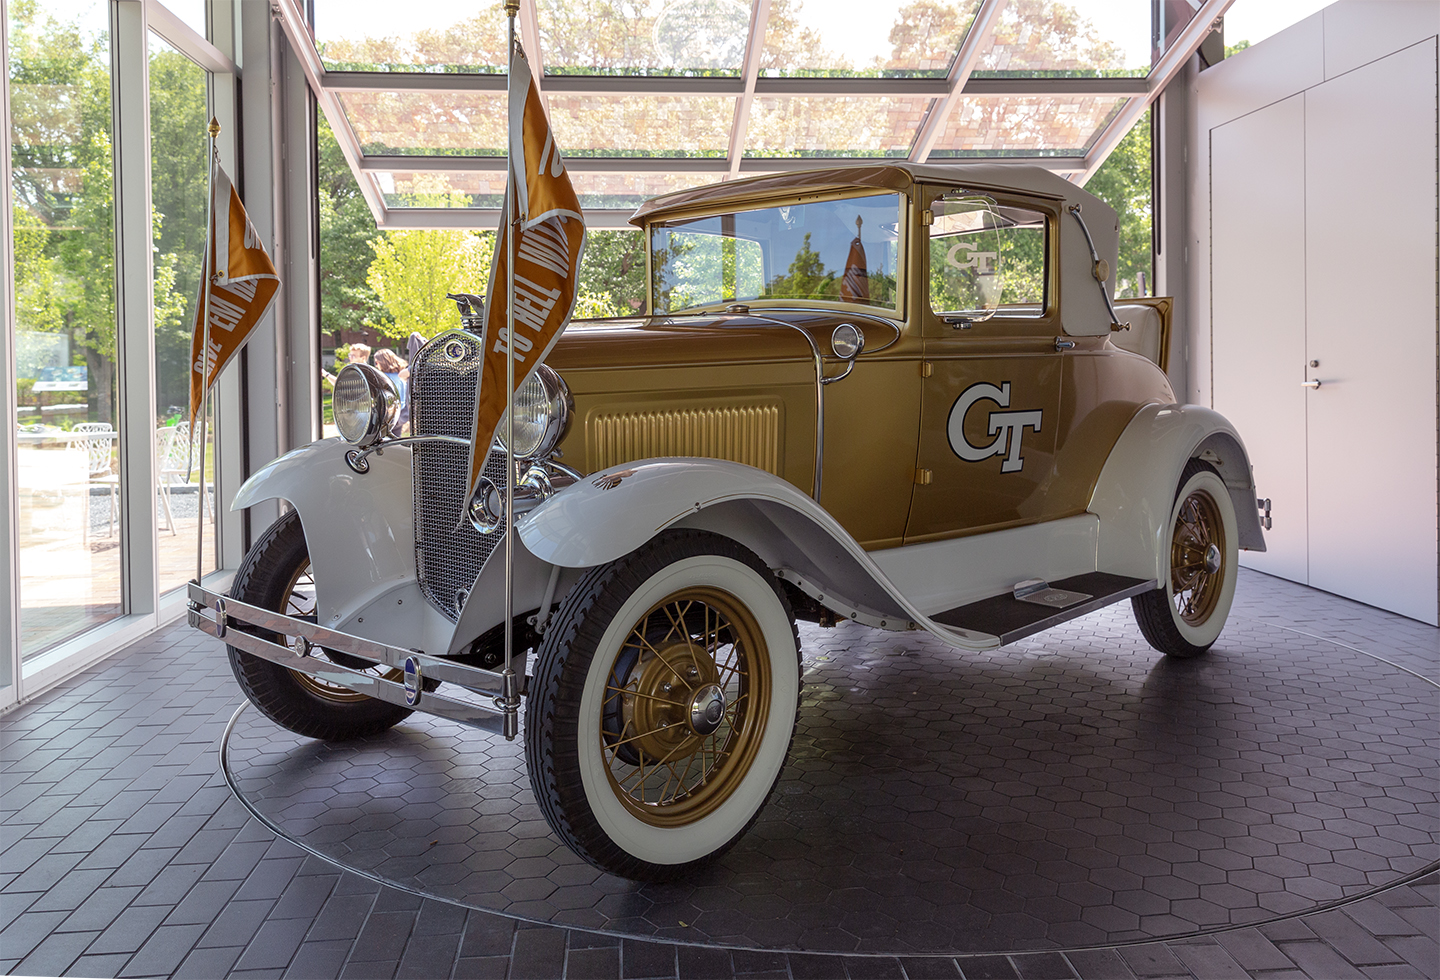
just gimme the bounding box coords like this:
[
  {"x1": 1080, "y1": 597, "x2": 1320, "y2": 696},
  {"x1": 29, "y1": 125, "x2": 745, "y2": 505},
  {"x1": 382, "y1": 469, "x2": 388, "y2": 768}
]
[
  {"x1": 10, "y1": 0, "x2": 123, "y2": 658},
  {"x1": 148, "y1": 31, "x2": 214, "y2": 595}
]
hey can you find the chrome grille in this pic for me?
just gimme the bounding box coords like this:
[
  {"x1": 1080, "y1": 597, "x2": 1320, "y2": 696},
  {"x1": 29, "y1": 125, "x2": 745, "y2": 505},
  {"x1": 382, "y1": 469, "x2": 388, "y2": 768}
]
[{"x1": 411, "y1": 331, "x2": 506, "y2": 622}]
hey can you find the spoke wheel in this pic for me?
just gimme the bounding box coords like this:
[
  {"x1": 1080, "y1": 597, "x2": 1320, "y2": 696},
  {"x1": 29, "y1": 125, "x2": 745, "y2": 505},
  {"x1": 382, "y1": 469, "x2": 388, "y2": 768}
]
[
  {"x1": 227, "y1": 512, "x2": 412, "y2": 739},
  {"x1": 527, "y1": 530, "x2": 800, "y2": 882},
  {"x1": 600, "y1": 588, "x2": 770, "y2": 827},
  {"x1": 1133, "y1": 459, "x2": 1239, "y2": 658}
]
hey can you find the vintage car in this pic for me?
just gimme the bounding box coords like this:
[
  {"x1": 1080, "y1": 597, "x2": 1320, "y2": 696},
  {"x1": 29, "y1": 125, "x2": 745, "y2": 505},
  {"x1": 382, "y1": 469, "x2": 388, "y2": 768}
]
[{"x1": 189, "y1": 163, "x2": 1266, "y2": 882}]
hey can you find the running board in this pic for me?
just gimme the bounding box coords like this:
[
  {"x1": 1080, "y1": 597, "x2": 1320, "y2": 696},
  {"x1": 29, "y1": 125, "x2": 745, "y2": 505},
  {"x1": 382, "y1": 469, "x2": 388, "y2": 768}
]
[{"x1": 931, "y1": 572, "x2": 1154, "y2": 646}]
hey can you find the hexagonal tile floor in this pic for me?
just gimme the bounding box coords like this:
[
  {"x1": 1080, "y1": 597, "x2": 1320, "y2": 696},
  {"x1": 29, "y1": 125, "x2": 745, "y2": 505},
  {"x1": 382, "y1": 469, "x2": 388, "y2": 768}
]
[{"x1": 222, "y1": 604, "x2": 1439, "y2": 955}]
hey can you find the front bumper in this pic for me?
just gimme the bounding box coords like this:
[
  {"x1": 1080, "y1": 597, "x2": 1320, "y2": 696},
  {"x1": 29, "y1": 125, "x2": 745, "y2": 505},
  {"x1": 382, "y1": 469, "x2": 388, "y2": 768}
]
[{"x1": 188, "y1": 583, "x2": 520, "y2": 736}]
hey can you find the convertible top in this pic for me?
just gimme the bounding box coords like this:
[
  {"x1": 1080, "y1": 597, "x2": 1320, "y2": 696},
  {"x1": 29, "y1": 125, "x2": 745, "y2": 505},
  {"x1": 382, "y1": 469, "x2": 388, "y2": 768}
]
[{"x1": 629, "y1": 163, "x2": 1114, "y2": 229}]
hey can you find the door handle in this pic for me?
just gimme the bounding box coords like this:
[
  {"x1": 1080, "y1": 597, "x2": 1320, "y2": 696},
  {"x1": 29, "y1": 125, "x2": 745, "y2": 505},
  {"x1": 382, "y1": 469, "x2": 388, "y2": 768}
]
[{"x1": 1301, "y1": 379, "x2": 1322, "y2": 389}]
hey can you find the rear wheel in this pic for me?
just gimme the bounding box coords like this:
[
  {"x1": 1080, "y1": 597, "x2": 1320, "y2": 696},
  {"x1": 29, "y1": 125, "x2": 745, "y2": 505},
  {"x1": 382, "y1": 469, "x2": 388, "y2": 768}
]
[
  {"x1": 226, "y1": 511, "x2": 412, "y2": 739},
  {"x1": 1132, "y1": 459, "x2": 1238, "y2": 658},
  {"x1": 526, "y1": 530, "x2": 800, "y2": 881}
]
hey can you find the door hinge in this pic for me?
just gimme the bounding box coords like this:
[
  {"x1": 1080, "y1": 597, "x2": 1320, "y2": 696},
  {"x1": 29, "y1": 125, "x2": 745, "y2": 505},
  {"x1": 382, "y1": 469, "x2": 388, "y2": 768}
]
[
  {"x1": 921, "y1": 361, "x2": 934, "y2": 378},
  {"x1": 921, "y1": 209, "x2": 934, "y2": 226},
  {"x1": 1257, "y1": 497, "x2": 1272, "y2": 530},
  {"x1": 914, "y1": 468, "x2": 933, "y2": 485}
]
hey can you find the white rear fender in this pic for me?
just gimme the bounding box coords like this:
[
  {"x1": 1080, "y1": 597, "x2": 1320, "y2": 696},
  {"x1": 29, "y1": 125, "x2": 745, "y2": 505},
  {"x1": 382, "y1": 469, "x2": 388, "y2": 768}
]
[
  {"x1": 230, "y1": 439, "x2": 456, "y2": 654},
  {"x1": 516, "y1": 458, "x2": 1000, "y2": 650},
  {"x1": 1089, "y1": 404, "x2": 1266, "y2": 584}
]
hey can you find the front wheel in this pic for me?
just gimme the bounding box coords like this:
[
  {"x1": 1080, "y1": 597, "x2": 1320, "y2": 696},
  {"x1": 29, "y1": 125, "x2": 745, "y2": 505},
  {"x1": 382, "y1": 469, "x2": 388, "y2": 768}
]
[
  {"x1": 526, "y1": 530, "x2": 800, "y2": 881},
  {"x1": 226, "y1": 511, "x2": 413, "y2": 739},
  {"x1": 1132, "y1": 459, "x2": 1239, "y2": 658}
]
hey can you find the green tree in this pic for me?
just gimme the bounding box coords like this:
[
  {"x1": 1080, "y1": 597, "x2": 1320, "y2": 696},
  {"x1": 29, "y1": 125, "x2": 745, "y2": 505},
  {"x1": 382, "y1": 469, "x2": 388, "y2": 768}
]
[
  {"x1": 319, "y1": 114, "x2": 386, "y2": 342},
  {"x1": 1084, "y1": 109, "x2": 1152, "y2": 297},
  {"x1": 10, "y1": 0, "x2": 118, "y2": 421},
  {"x1": 578, "y1": 230, "x2": 646, "y2": 315},
  {"x1": 366, "y1": 229, "x2": 494, "y2": 340}
]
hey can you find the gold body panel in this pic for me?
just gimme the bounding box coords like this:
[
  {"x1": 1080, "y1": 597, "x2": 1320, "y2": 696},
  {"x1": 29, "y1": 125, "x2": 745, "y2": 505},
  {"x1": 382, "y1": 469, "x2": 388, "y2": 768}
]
[{"x1": 539, "y1": 168, "x2": 1175, "y2": 552}]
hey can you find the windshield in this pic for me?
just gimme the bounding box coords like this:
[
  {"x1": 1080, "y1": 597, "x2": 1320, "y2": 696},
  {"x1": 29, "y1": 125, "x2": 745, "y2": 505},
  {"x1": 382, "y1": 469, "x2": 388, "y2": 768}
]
[{"x1": 650, "y1": 193, "x2": 901, "y2": 314}]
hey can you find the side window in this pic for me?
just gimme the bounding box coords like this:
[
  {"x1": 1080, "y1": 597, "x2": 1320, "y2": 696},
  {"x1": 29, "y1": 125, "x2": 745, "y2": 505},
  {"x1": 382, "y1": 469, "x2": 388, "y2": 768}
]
[{"x1": 929, "y1": 196, "x2": 1048, "y2": 320}]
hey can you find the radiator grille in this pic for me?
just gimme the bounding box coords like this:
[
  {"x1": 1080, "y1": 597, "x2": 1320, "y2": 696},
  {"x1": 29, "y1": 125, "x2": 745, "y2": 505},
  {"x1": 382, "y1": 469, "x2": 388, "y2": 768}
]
[
  {"x1": 410, "y1": 331, "x2": 506, "y2": 622},
  {"x1": 589, "y1": 404, "x2": 781, "y2": 475}
]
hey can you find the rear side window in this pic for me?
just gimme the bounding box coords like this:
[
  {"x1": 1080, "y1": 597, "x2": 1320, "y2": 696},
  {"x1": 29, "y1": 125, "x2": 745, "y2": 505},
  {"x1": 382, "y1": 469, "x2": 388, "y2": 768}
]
[{"x1": 929, "y1": 195, "x2": 1048, "y2": 319}]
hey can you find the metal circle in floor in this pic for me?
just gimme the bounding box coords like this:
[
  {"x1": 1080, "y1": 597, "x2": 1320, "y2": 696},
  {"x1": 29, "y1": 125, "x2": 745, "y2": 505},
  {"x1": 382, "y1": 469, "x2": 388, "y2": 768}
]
[{"x1": 222, "y1": 606, "x2": 1439, "y2": 955}]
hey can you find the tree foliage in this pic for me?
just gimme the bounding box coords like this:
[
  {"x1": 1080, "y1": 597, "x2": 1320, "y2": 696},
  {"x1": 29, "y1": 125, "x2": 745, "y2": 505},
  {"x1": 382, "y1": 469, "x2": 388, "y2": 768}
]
[
  {"x1": 366, "y1": 229, "x2": 494, "y2": 340},
  {"x1": 1084, "y1": 109, "x2": 1152, "y2": 298}
]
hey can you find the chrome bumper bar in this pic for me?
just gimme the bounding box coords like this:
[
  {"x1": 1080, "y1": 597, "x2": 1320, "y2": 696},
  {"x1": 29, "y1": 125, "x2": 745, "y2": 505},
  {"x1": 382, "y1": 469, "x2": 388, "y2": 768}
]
[{"x1": 187, "y1": 583, "x2": 516, "y2": 736}]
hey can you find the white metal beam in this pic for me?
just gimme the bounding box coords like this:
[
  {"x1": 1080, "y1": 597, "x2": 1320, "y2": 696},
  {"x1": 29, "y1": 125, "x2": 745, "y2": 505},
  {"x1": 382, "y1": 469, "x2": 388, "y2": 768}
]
[
  {"x1": 380, "y1": 208, "x2": 639, "y2": 231},
  {"x1": 727, "y1": 0, "x2": 771, "y2": 178},
  {"x1": 910, "y1": 0, "x2": 1007, "y2": 163},
  {"x1": 1077, "y1": 0, "x2": 1235, "y2": 185},
  {"x1": 320, "y1": 71, "x2": 1147, "y2": 99},
  {"x1": 269, "y1": 0, "x2": 387, "y2": 224},
  {"x1": 144, "y1": 0, "x2": 237, "y2": 75}
]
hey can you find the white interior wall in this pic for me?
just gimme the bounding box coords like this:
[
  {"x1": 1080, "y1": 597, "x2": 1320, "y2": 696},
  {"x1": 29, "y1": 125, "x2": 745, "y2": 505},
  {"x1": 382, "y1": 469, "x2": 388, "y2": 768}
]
[{"x1": 1190, "y1": 0, "x2": 1440, "y2": 623}]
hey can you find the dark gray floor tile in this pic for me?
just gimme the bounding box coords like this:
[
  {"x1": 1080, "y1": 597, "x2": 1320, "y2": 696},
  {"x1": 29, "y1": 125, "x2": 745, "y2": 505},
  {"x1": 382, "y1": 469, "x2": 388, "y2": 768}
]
[
  {"x1": 351, "y1": 910, "x2": 417, "y2": 964},
  {"x1": 843, "y1": 956, "x2": 904, "y2": 979},
  {"x1": 119, "y1": 922, "x2": 208, "y2": 978},
  {"x1": 789, "y1": 951, "x2": 849, "y2": 978},
  {"x1": 1062, "y1": 949, "x2": 1137, "y2": 980},
  {"x1": 679, "y1": 945, "x2": 735, "y2": 979},
  {"x1": 397, "y1": 928, "x2": 462, "y2": 979},
  {"x1": 459, "y1": 913, "x2": 516, "y2": 958},
  {"x1": 1012, "y1": 952, "x2": 1078, "y2": 980},
  {"x1": 197, "y1": 898, "x2": 274, "y2": 948},
  {"x1": 958, "y1": 955, "x2": 1019, "y2": 980},
  {"x1": 66, "y1": 952, "x2": 133, "y2": 978},
  {"x1": 164, "y1": 877, "x2": 241, "y2": 925},
  {"x1": 14, "y1": 929, "x2": 99, "y2": 978},
  {"x1": 233, "y1": 916, "x2": 312, "y2": 971},
  {"x1": 85, "y1": 903, "x2": 171, "y2": 955},
  {"x1": 284, "y1": 940, "x2": 353, "y2": 980},
  {"x1": 57, "y1": 886, "x2": 143, "y2": 934},
  {"x1": 568, "y1": 944, "x2": 622, "y2": 980},
  {"x1": 623, "y1": 938, "x2": 678, "y2": 978},
  {"x1": 1169, "y1": 942, "x2": 1247, "y2": 980},
  {"x1": 452, "y1": 955, "x2": 510, "y2": 979},
  {"x1": 510, "y1": 926, "x2": 566, "y2": 979},
  {"x1": 900, "y1": 955, "x2": 963, "y2": 979}
]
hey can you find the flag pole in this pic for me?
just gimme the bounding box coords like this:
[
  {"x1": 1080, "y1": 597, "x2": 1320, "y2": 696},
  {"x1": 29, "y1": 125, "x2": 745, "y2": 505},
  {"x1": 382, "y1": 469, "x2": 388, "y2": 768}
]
[
  {"x1": 500, "y1": 0, "x2": 521, "y2": 741},
  {"x1": 196, "y1": 117, "x2": 220, "y2": 586}
]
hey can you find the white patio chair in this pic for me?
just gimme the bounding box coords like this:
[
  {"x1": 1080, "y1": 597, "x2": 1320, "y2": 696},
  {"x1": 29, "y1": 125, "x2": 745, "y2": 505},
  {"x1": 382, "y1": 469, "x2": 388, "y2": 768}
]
[
  {"x1": 68, "y1": 423, "x2": 118, "y2": 541},
  {"x1": 159, "y1": 421, "x2": 212, "y2": 524}
]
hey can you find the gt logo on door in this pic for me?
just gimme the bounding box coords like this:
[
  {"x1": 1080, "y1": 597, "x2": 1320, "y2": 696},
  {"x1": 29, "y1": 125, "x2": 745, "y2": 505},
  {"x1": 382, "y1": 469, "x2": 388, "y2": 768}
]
[{"x1": 948, "y1": 381, "x2": 1043, "y2": 473}]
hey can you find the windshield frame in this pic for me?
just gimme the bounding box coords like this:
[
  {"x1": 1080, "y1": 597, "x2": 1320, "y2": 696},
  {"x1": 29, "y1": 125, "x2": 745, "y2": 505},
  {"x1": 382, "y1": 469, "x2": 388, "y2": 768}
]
[{"x1": 644, "y1": 188, "x2": 907, "y2": 320}]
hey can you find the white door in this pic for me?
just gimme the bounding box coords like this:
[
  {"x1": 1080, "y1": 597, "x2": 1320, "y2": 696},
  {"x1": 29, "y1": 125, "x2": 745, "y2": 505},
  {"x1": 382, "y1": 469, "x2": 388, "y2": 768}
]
[
  {"x1": 1211, "y1": 94, "x2": 1311, "y2": 584},
  {"x1": 1304, "y1": 41, "x2": 1439, "y2": 624}
]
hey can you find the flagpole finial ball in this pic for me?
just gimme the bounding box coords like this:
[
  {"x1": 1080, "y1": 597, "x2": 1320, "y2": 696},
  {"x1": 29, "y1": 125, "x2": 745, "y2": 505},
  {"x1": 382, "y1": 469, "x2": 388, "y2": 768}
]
[
  {"x1": 208, "y1": 116, "x2": 221, "y2": 138},
  {"x1": 503, "y1": 0, "x2": 519, "y2": 13}
]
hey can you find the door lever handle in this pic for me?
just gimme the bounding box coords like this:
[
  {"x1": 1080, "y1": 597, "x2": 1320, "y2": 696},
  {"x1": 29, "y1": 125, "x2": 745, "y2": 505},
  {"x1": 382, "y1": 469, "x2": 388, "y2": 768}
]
[{"x1": 1301, "y1": 379, "x2": 1322, "y2": 389}]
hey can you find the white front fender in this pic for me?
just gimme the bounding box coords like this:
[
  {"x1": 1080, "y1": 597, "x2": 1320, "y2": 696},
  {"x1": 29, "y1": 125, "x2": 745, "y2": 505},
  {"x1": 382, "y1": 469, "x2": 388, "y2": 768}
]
[
  {"x1": 516, "y1": 458, "x2": 1000, "y2": 651},
  {"x1": 230, "y1": 439, "x2": 454, "y2": 654}
]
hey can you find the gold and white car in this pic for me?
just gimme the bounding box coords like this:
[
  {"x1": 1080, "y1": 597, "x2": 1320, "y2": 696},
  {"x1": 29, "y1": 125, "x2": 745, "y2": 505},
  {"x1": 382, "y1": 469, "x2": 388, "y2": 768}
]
[{"x1": 189, "y1": 163, "x2": 1266, "y2": 881}]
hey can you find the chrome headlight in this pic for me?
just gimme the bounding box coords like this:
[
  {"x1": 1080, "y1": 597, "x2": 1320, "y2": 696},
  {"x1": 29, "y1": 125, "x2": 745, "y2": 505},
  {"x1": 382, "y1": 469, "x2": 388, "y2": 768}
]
[
  {"x1": 333, "y1": 363, "x2": 397, "y2": 447},
  {"x1": 497, "y1": 364, "x2": 572, "y2": 460}
]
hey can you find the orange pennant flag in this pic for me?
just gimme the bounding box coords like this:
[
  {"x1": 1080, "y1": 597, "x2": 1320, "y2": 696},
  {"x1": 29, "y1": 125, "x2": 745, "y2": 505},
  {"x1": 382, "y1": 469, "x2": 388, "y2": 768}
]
[
  {"x1": 840, "y1": 216, "x2": 869, "y2": 304},
  {"x1": 187, "y1": 160, "x2": 281, "y2": 423},
  {"x1": 466, "y1": 43, "x2": 586, "y2": 495}
]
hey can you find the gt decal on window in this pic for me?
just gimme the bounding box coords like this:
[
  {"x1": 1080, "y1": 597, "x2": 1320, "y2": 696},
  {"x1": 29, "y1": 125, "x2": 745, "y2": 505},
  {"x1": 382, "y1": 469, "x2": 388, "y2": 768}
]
[{"x1": 947, "y1": 382, "x2": 1043, "y2": 473}]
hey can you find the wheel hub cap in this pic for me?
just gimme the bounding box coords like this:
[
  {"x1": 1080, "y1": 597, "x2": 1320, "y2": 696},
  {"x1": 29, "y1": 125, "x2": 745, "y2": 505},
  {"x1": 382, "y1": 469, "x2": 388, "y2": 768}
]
[
  {"x1": 1204, "y1": 542, "x2": 1222, "y2": 574},
  {"x1": 688, "y1": 684, "x2": 727, "y2": 736}
]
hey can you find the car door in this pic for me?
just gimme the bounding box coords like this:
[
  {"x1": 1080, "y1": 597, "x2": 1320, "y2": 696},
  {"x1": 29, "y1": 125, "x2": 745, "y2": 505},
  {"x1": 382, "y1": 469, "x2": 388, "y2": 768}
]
[{"x1": 904, "y1": 190, "x2": 1064, "y2": 542}]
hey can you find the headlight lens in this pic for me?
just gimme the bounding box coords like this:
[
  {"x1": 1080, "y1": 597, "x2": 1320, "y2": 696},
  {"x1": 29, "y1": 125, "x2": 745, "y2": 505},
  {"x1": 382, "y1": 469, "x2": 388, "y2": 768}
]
[
  {"x1": 497, "y1": 364, "x2": 572, "y2": 460},
  {"x1": 333, "y1": 363, "x2": 395, "y2": 447}
]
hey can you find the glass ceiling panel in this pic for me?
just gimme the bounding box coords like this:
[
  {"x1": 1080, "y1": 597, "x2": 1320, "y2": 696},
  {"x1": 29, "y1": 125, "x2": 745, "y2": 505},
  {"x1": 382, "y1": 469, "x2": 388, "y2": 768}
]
[
  {"x1": 760, "y1": 0, "x2": 982, "y2": 77},
  {"x1": 745, "y1": 96, "x2": 931, "y2": 158},
  {"x1": 339, "y1": 91, "x2": 508, "y2": 155},
  {"x1": 314, "y1": 0, "x2": 508, "y2": 73},
  {"x1": 547, "y1": 96, "x2": 735, "y2": 157},
  {"x1": 376, "y1": 170, "x2": 718, "y2": 211},
  {"x1": 537, "y1": 0, "x2": 748, "y2": 75},
  {"x1": 928, "y1": 94, "x2": 1126, "y2": 157},
  {"x1": 971, "y1": 0, "x2": 1153, "y2": 77}
]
